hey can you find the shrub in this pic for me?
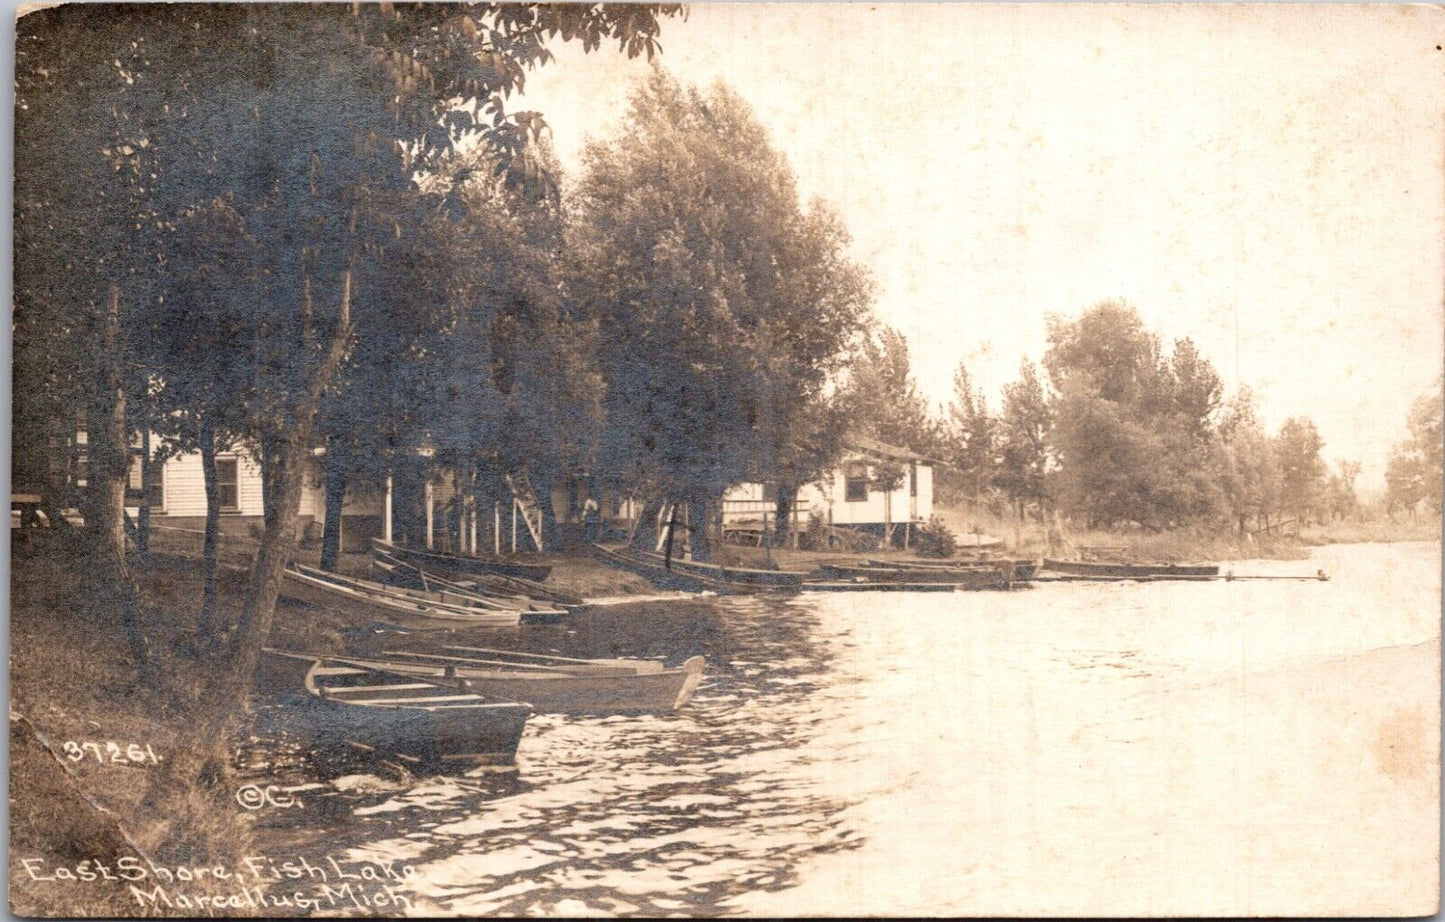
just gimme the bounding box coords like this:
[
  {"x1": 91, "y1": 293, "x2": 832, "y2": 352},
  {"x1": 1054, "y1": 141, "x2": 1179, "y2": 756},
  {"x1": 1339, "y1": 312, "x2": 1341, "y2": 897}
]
[{"x1": 912, "y1": 515, "x2": 958, "y2": 558}]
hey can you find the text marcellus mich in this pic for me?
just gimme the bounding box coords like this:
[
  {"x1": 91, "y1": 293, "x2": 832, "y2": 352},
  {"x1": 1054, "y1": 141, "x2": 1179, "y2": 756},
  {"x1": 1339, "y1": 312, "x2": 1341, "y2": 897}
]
[{"x1": 19, "y1": 853, "x2": 417, "y2": 912}]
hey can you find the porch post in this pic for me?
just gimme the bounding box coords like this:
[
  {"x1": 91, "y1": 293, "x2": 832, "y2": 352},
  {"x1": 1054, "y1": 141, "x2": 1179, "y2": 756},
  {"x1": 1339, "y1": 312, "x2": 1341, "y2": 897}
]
[
  {"x1": 494, "y1": 501, "x2": 501, "y2": 555},
  {"x1": 383, "y1": 473, "x2": 393, "y2": 545},
  {"x1": 468, "y1": 496, "x2": 477, "y2": 554},
  {"x1": 424, "y1": 479, "x2": 434, "y2": 549}
]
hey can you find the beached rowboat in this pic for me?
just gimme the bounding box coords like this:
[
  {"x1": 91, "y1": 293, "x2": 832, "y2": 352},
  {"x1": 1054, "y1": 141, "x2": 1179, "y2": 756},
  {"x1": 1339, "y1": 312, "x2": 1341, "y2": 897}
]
[
  {"x1": 282, "y1": 564, "x2": 522, "y2": 629},
  {"x1": 817, "y1": 563, "x2": 1010, "y2": 589},
  {"x1": 371, "y1": 538, "x2": 552, "y2": 581},
  {"x1": 275, "y1": 645, "x2": 706, "y2": 713},
  {"x1": 592, "y1": 543, "x2": 804, "y2": 594},
  {"x1": 867, "y1": 558, "x2": 1039, "y2": 580},
  {"x1": 371, "y1": 553, "x2": 570, "y2": 622},
  {"x1": 1042, "y1": 559, "x2": 1219, "y2": 578},
  {"x1": 271, "y1": 653, "x2": 532, "y2": 768}
]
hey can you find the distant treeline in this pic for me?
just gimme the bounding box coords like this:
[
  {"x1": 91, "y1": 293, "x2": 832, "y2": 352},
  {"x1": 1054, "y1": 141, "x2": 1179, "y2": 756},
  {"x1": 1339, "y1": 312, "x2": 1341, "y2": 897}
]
[{"x1": 845, "y1": 302, "x2": 1444, "y2": 534}]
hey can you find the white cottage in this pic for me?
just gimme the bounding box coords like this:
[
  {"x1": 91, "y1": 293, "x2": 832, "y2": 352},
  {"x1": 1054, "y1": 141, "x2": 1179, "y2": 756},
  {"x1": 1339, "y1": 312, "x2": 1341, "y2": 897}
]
[{"x1": 722, "y1": 435, "x2": 937, "y2": 545}]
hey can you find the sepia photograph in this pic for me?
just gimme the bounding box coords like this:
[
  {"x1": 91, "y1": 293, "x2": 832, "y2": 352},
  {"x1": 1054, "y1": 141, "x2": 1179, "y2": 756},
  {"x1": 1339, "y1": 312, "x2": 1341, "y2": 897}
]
[{"x1": 8, "y1": 2, "x2": 1442, "y2": 917}]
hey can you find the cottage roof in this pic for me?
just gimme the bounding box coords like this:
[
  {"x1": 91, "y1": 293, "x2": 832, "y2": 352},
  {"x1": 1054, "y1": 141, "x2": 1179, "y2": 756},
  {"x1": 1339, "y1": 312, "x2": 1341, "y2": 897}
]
[{"x1": 847, "y1": 434, "x2": 940, "y2": 465}]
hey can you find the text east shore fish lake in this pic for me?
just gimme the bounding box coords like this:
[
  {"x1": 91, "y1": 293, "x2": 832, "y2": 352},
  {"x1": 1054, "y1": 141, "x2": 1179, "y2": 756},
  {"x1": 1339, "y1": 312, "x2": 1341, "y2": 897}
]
[{"x1": 18, "y1": 854, "x2": 417, "y2": 912}]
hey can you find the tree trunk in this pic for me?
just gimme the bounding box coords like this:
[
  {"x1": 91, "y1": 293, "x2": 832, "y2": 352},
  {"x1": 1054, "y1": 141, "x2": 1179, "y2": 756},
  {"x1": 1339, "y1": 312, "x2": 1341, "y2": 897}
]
[
  {"x1": 630, "y1": 497, "x2": 663, "y2": 550},
  {"x1": 319, "y1": 442, "x2": 348, "y2": 572},
  {"x1": 661, "y1": 502, "x2": 680, "y2": 565},
  {"x1": 84, "y1": 284, "x2": 156, "y2": 685},
  {"x1": 773, "y1": 483, "x2": 795, "y2": 547},
  {"x1": 196, "y1": 414, "x2": 222, "y2": 640},
  {"x1": 688, "y1": 489, "x2": 717, "y2": 562},
  {"x1": 136, "y1": 427, "x2": 151, "y2": 553}
]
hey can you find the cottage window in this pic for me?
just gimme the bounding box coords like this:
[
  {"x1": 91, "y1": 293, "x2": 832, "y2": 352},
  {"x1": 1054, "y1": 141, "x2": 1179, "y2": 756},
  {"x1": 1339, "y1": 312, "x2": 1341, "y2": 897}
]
[
  {"x1": 909, "y1": 462, "x2": 918, "y2": 497},
  {"x1": 845, "y1": 462, "x2": 869, "y2": 502},
  {"x1": 217, "y1": 458, "x2": 240, "y2": 513}
]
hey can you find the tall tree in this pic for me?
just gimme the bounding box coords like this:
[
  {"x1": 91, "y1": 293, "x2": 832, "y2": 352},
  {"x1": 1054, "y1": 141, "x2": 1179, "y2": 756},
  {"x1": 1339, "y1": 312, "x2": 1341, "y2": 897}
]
[
  {"x1": 1217, "y1": 388, "x2": 1280, "y2": 534},
  {"x1": 1273, "y1": 417, "x2": 1326, "y2": 525},
  {"x1": 996, "y1": 359, "x2": 1051, "y2": 523},
  {"x1": 571, "y1": 72, "x2": 871, "y2": 558},
  {"x1": 1044, "y1": 302, "x2": 1225, "y2": 529},
  {"x1": 946, "y1": 363, "x2": 997, "y2": 507},
  {"x1": 839, "y1": 326, "x2": 937, "y2": 455},
  {"x1": 1385, "y1": 381, "x2": 1443, "y2": 517}
]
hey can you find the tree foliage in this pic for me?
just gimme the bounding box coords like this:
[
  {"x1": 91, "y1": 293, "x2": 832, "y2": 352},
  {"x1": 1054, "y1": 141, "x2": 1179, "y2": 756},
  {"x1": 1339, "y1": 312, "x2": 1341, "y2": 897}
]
[{"x1": 570, "y1": 71, "x2": 873, "y2": 554}]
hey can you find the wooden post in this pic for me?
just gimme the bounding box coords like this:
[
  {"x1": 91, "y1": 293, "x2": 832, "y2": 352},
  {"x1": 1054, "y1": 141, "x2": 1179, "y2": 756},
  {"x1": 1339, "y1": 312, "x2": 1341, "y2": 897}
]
[
  {"x1": 383, "y1": 474, "x2": 393, "y2": 545},
  {"x1": 764, "y1": 510, "x2": 774, "y2": 568},
  {"x1": 424, "y1": 480, "x2": 434, "y2": 549},
  {"x1": 511, "y1": 498, "x2": 518, "y2": 553},
  {"x1": 494, "y1": 501, "x2": 501, "y2": 555},
  {"x1": 468, "y1": 496, "x2": 477, "y2": 554}
]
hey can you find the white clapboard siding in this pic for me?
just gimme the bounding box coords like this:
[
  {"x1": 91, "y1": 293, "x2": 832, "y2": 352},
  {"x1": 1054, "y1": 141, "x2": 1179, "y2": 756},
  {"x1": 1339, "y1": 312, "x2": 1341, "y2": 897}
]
[
  {"x1": 161, "y1": 449, "x2": 264, "y2": 518},
  {"x1": 822, "y1": 459, "x2": 932, "y2": 527},
  {"x1": 721, "y1": 460, "x2": 933, "y2": 528}
]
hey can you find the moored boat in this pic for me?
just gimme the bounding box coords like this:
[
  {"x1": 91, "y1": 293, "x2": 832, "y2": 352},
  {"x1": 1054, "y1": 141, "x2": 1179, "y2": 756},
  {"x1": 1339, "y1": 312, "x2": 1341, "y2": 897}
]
[
  {"x1": 817, "y1": 563, "x2": 1010, "y2": 589},
  {"x1": 593, "y1": 544, "x2": 750, "y2": 594},
  {"x1": 371, "y1": 537, "x2": 553, "y2": 581},
  {"x1": 273, "y1": 653, "x2": 532, "y2": 769},
  {"x1": 282, "y1": 564, "x2": 523, "y2": 630},
  {"x1": 1042, "y1": 558, "x2": 1219, "y2": 578},
  {"x1": 867, "y1": 558, "x2": 1039, "y2": 580},
  {"x1": 630, "y1": 548, "x2": 806, "y2": 588}
]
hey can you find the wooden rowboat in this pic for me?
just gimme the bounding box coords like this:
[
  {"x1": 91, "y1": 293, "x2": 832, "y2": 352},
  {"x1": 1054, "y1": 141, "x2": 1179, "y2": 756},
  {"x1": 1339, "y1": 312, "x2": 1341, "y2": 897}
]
[
  {"x1": 631, "y1": 549, "x2": 807, "y2": 588},
  {"x1": 282, "y1": 565, "x2": 522, "y2": 630},
  {"x1": 868, "y1": 558, "x2": 1040, "y2": 580},
  {"x1": 268, "y1": 652, "x2": 532, "y2": 769},
  {"x1": 592, "y1": 544, "x2": 803, "y2": 594},
  {"x1": 371, "y1": 538, "x2": 552, "y2": 581},
  {"x1": 371, "y1": 554, "x2": 570, "y2": 623},
  {"x1": 1042, "y1": 559, "x2": 1219, "y2": 578},
  {"x1": 818, "y1": 563, "x2": 1010, "y2": 589},
  {"x1": 283, "y1": 645, "x2": 706, "y2": 714},
  {"x1": 592, "y1": 544, "x2": 741, "y2": 593}
]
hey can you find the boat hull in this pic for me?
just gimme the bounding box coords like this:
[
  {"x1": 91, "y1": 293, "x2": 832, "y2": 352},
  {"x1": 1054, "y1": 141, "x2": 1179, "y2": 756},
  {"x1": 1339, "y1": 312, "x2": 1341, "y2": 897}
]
[
  {"x1": 867, "y1": 558, "x2": 1038, "y2": 580},
  {"x1": 459, "y1": 658, "x2": 704, "y2": 713},
  {"x1": 372, "y1": 538, "x2": 552, "y2": 581},
  {"x1": 316, "y1": 652, "x2": 706, "y2": 714},
  {"x1": 633, "y1": 549, "x2": 806, "y2": 588},
  {"x1": 593, "y1": 544, "x2": 801, "y2": 594},
  {"x1": 818, "y1": 563, "x2": 1009, "y2": 589},
  {"x1": 1042, "y1": 559, "x2": 1219, "y2": 578}
]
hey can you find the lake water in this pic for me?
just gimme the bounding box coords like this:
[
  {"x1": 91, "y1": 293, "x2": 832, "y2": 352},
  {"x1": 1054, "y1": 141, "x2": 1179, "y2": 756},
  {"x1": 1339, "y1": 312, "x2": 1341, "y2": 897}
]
[{"x1": 243, "y1": 542, "x2": 1440, "y2": 916}]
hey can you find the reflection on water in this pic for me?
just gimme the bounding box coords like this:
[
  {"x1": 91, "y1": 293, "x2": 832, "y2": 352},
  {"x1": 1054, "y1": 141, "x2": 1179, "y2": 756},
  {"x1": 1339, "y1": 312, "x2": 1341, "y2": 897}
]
[{"x1": 242, "y1": 542, "x2": 1440, "y2": 916}]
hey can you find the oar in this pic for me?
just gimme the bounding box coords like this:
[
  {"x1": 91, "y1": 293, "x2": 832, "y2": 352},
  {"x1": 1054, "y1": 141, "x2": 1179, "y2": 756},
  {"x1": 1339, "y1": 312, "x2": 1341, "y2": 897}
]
[
  {"x1": 384, "y1": 649, "x2": 637, "y2": 676},
  {"x1": 444, "y1": 644, "x2": 629, "y2": 666},
  {"x1": 380, "y1": 650, "x2": 575, "y2": 672}
]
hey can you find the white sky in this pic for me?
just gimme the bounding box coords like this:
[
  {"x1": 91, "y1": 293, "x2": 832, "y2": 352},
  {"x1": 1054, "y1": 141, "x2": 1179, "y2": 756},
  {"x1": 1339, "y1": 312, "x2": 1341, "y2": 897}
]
[{"x1": 516, "y1": 3, "x2": 1444, "y2": 487}]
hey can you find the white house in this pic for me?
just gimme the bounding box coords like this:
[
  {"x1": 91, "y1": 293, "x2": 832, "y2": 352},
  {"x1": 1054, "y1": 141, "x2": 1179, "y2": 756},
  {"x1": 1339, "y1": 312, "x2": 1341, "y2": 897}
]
[
  {"x1": 722, "y1": 435, "x2": 937, "y2": 544},
  {"x1": 119, "y1": 443, "x2": 328, "y2": 535}
]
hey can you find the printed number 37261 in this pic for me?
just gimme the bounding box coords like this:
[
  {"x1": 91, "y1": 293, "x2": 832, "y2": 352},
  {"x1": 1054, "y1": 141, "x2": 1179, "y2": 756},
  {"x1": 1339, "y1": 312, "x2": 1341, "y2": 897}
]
[{"x1": 62, "y1": 741, "x2": 160, "y2": 765}]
